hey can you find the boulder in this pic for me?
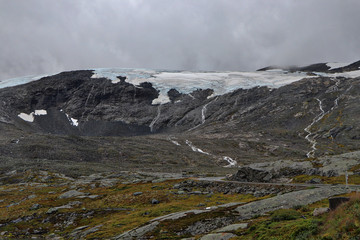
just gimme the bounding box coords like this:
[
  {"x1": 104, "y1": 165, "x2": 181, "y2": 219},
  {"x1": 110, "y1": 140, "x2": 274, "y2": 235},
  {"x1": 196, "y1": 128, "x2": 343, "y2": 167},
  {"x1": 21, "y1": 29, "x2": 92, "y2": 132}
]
[
  {"x1": 151, "y1": 199, "x2": 160, "y2": 204},
  {"x1": 30, "y1": 203, "x2": 41, "y2": 210},
  {"x1": 229, "y1": 167, "x2": 273, "y2": 182},
  {"x1": 306, "y1": 178, "x2": 322, "y2": 184},
  {"x1": 58, "y1": 190, "x2": 85, "y2": 199},
  {"x1": 200, "y1": 233, "x2": 236, "y2": 240},
  {"x1": 312, "y1": 207, "x2": 329, "y2": 216},
  {"x1": 214, "y1": 223, "x2": 248, "y2": 232}
]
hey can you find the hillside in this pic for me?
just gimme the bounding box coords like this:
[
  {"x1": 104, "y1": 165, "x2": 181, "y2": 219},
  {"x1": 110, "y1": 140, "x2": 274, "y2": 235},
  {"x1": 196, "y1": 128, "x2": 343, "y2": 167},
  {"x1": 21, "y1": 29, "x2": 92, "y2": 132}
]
[{"x1": 1, "y1": 61, "x2": 360, "y2": 239}]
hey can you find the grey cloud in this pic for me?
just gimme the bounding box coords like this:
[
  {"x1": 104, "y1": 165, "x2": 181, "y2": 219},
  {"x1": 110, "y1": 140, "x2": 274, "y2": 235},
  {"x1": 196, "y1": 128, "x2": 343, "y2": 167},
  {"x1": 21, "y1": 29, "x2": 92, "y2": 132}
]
[{"x1": 0, "y1": 0, "x2": 360, "y2": 80}]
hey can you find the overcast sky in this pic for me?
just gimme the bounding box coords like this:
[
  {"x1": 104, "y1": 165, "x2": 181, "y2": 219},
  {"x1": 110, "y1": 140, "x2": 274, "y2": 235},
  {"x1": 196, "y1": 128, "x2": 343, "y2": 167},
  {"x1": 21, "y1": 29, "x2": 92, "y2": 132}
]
[{"x1": 1, "y1": 0, "x2": 359, "y2": 80}]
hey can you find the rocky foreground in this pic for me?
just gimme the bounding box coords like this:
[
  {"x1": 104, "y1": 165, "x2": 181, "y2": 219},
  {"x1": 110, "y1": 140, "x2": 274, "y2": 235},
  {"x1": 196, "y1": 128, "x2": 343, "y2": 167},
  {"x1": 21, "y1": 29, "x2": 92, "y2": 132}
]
[{"x1": 0, "y1": 166, "x2": 358, "y2": 239}]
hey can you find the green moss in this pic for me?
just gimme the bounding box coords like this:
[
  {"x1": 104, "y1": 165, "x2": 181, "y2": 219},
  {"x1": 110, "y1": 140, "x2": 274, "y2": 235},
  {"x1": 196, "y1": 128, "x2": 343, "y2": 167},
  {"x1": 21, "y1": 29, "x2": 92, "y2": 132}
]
[{"x1": 271, "y1": 209, "x2": 302, "y2": 222}]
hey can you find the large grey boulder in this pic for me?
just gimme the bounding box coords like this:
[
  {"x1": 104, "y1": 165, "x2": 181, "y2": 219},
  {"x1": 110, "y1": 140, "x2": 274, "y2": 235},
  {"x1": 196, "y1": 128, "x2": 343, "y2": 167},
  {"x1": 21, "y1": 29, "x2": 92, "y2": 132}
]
[
  {"x1": 214, "y1": 223, "x2": 248, "y2": 233},
  {"x1": 199, "y1": 233, "x2": 236, "y2": 240},
  {"x1": 229, "y1": 167, "x2": 273, "y2": 182},
  {"x1": 114, "y1": 221, "x2": 159, "y2": 240},
  {"x1": 58, "y1": 190, "x2": 85, "y2": 199}
]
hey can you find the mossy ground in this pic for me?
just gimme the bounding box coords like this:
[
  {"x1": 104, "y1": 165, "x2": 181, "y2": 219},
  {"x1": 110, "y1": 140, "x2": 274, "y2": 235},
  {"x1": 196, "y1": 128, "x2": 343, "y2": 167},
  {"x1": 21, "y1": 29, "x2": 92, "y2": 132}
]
[
  {"x1": 0, "y1": 171, "x2": 266, "y2": 239},
  {"x1": 233, "y1": 192, "x2": 360, "y2": 240},
  {"x1": 2, "y1": 170, "x2": 360, "y2": 239}
]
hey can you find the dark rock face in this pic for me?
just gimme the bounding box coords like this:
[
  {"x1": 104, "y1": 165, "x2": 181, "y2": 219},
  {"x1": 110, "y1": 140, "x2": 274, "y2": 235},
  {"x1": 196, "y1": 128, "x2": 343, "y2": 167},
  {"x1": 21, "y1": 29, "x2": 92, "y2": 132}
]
[
  {"x1": 167, "y1": 88, "x2": 183, "y2": 103},
  {"x1": 1, "y1": 67, "x2": 360, "y2": 169},
  {"x1": 0, "y1": 70, "x2": 218, "y2": 135},
  {"x1": 258, "y1": 61, "x2": 360, "y2": 73},
  {"x1": 0, "y1": 70, "x2": 357, "y2": 139},
  {"x1": 229, "y1": 167, "x2": 273, "y2": 182},
  {"x1": 329, "y1": 197, "x2": 350, "y2": 210}
]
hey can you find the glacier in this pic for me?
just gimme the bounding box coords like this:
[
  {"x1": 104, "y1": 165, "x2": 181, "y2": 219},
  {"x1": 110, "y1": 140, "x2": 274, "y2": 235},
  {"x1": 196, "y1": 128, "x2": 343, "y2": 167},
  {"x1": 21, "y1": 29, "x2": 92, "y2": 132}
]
[{"x1": 2, "y1": 66, "x2": 360, "y2": 105}]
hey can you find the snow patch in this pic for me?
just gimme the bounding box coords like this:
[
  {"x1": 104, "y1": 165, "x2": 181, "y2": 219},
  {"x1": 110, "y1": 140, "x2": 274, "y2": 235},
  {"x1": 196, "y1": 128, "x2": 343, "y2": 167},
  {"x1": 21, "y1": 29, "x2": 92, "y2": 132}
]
[
  {"x1": 223, "y1": 156, "x2": 237, "y2": 168},
  {"x1": 313, "y1": 70, "x2": 360, "y2": 79},
  {"x1": 65, "y1": 113, "x2": 79, "y2": 126},
  {"x1": 168, "y1": 136, "x2": 181, "y2": 146},
  {"x1": 152, "y1": 95, "x2": 170, "y2": 105},
  {"x1": 339, "y1": 70, "x2": 360, "y2": 78},
  {"x1": 34, "y1": 110, "x2": 47, "y2": 116},
  {"x1": 70, "y1": 118, "x2": 78, "y2": 126},
  {"x1": 18, "y1": 109, "x2": 47, "y2": 122},
  {"x1": 326, "y1": 62, "x2": 351, "y2": 70},
  {"x1": 265, "y1": 69, "x2": 286, "y2": 72},
  {"x1": 185, "y1": 140, "x2": 210, "y2": 155},
  {"x1": 18, "y1": 113, "x2": 34, "y2": 122}
]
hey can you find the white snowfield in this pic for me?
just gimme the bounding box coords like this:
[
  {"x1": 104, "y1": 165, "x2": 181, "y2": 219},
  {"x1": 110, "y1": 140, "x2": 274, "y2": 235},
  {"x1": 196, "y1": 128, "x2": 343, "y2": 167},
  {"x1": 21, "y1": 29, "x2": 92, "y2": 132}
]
[
  {"x1": 90, "y1": 67, "x2": 360, "y2": 105},
  {"x1": 91, "y1": 68, "x2": 315, "y2": 104},
  {"x1": 326, "y1": 62, "x2": 351, "y2": 70},
  {"x1": 0, "y1": 74, "x2": 54, "y2": 89}
]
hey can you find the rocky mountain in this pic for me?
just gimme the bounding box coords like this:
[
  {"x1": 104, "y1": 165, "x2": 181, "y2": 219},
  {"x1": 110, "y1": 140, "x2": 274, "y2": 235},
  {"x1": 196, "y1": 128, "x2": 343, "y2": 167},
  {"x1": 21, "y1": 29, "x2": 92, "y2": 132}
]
[{"x1": 1, "y1": 61, "x2": 360, "y2": 174}]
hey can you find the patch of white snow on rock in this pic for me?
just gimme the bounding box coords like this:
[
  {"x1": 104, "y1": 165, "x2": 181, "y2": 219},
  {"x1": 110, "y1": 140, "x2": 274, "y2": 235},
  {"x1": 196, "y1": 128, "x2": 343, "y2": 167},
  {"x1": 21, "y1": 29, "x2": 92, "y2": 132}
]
[
  {"x1": 223, "y1": 156, "x2": 237, "y2": 168},
  {"x1": 65, "y1": 113, "x2": 79, "y2": 126},
  {"x1": 185, "y1": 140, "x2": 211, "y2": 155},
  {"x1": 18, "y1": 109, "x2": 47, "y2": 122},
  {"x1": 326, "y1": 62, "x2": 351, "y2": 70}
]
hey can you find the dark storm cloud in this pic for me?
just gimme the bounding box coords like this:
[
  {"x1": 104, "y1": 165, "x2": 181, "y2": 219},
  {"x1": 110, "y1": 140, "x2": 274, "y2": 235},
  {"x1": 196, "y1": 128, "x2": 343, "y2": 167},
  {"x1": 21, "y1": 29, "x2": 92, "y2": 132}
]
[{"x1": 1, "y1": 0, "x2": 360, "y2": 80}]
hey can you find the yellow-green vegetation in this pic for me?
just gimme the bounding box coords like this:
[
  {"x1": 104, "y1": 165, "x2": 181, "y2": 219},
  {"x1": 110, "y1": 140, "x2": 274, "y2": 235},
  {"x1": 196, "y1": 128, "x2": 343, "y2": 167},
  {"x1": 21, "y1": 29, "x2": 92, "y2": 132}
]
[
  {"x1": 4, "y1": 170, "x2": 360, "y2": 239},
  {"x1": 0, "y1": 171, "x2": 267, "y2": 239},
  {"x1": 85, "y1": 181, "x2": 261, "y2": 239},
  {"x1": 234, "y1": 192, "x2": 360, "y2": 240},
  {"x1": 350, "y1": 164, "x2": 360, "y2": 172},
  {"x1": 319, "y1": 192, "x2": 360, "y2": 239}
]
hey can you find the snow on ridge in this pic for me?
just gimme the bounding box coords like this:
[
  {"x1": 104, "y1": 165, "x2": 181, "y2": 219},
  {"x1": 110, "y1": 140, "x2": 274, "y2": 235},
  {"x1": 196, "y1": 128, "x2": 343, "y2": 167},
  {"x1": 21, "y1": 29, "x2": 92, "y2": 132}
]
[
  {"x1": 91, "y1": 68, "x2": 313, "y2": 105},
  {"x1": 326, "y1": 62, "x2": 351, "y2": 70},
  {"x1": 265, "y1": 69, "x2": 286, "y2": 72},
  {"x1": 0, "y1": 75, "x2": 49, "y2": 89},
  {"x1": 4, "y1": 67, "x2": 360, "y2": 103},
  {"x1": 18, "y1": 109, "x2": 47, "y2": 122}
]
